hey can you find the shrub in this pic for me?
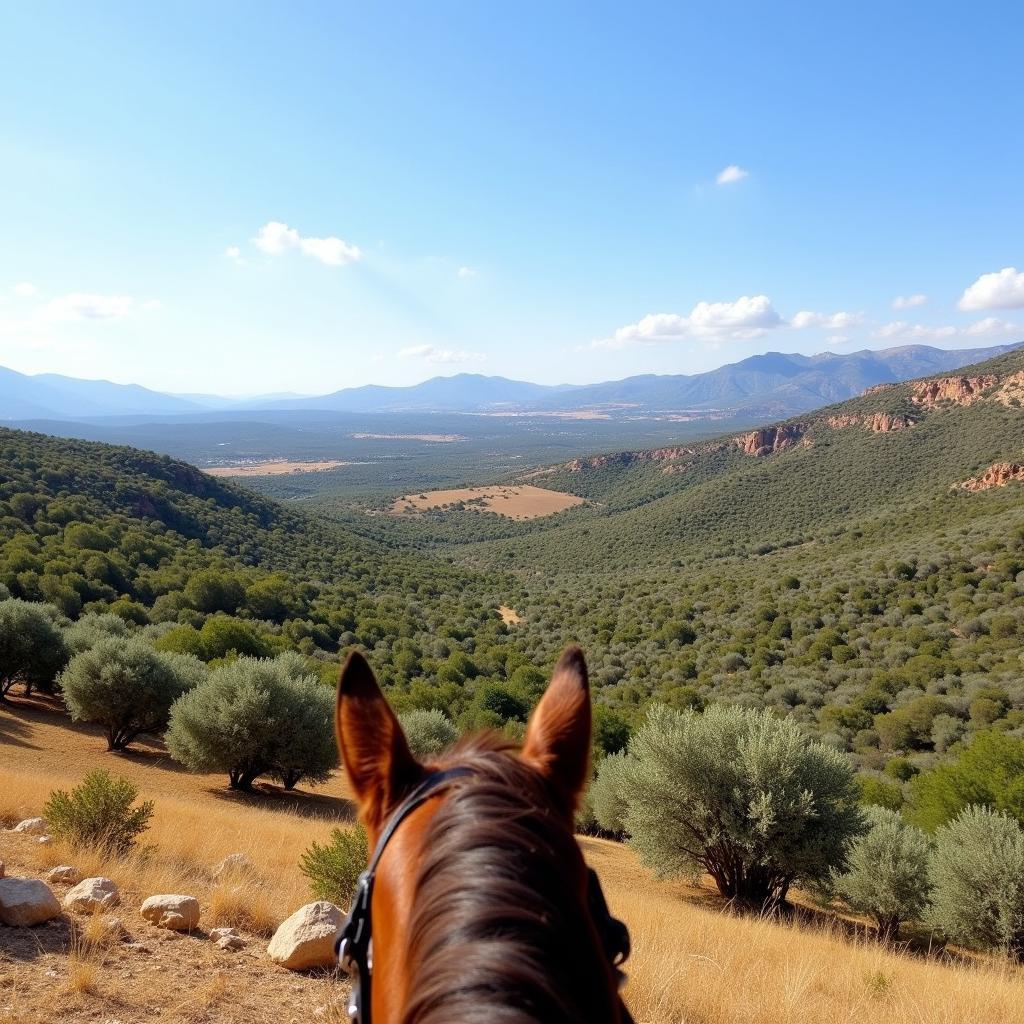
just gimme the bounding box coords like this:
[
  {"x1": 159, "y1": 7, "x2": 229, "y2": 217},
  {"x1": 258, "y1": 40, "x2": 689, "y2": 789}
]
[
  {"x1": 590, "y1": 751, "x2": 632, "y2": 835},
  {"x1": 299, "y1": 825, "x2": 368, "y2": 907},
  {"x1": 63, "y1": 612, "x2": 131, "y2": 655},
  {"x1": 625, "y1": 704, "x2": 863, "y2": 908},
  {"x1": 908, "y1": 730, "x2": 1024, "y2": 831},
  {"x1": 167, "y1": 656, "x2": 336, "y2": 790},
  {"x1": 44, "y1": 769, "x2": 153, "y2": 854},
  {"x1": 928, "y1": 805, "x2": 1024, "y2": 956},
  {"x1": 398, "y1": 708, "x2": 458, "y2": 759},
  {"x1": 831, "y1": 806, "x2": 932, "y2": 939},
  {"x1": 856, "y1": 775, "x2": 905, "y2": 811},
  {"x1": 60, "y1": 637, "x2": 195, "y2": 750},
  {"x1": 0, "y1": 598, "x2": 69, "y2": 699}
]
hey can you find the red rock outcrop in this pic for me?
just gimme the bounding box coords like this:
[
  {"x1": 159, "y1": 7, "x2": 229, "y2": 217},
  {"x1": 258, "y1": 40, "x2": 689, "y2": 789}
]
[
  {"x1": 734, "y1": 424, "x2": 805, "y2": 456},
  {"x1": 863, "y1": 383, "x2": 897, "y2": 396},
  {"x1": 910, "y1": 375, "x2": 997, "y2": 408},
  {"x1": 864, "y1": 412, "x2": 914, "y2": 433},
  {"x1": 957, "y1": 462, "x2": 1024, "y2": 492},
  {"x1": 995, "y1": 371, "x2": 1024, "y2": 406}
]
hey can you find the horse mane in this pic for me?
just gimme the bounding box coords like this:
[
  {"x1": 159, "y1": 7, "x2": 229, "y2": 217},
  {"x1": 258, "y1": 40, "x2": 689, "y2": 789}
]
[{"x1": 399, "y1": 732, "x2": 621, "y2": 1024}]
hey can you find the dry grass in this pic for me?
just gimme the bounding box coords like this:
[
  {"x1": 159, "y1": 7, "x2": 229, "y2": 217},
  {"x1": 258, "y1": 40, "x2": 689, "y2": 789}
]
[
  {"x1": 205, "y1": 460, "x2": 349, "y2": 477},
  {"x1": 3, "y1": 697, "x2": 1024, "y2": 1022},
  {"x1": 391, "y1": 484, "x2": 585, "y2": 520}
]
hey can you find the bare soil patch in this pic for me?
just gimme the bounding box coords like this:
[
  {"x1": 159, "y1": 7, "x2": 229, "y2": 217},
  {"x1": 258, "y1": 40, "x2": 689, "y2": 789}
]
[
  {"x1": 498, "y1": 605, "x2": 522, "y2": 625},
  {"x1": 205, "y1": 461, "x2": 349, "y2": 478},
  {"x1": 391, "y1": 484, "x2": 584, "y2": 520}
]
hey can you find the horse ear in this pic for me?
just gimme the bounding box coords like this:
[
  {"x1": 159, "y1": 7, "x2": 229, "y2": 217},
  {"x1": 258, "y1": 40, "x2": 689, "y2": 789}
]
[
  {"x1": 521, "y1": 645, "x2": 592, "y2": 815},
  {"x1": 336, "y1": 650, "x2": 421, "y2": 835}
]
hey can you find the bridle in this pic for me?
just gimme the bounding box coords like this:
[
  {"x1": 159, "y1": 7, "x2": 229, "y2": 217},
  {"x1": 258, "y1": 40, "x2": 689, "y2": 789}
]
[{"x1": 335, "y1": 766, "x2": 634, "y2": 1023}]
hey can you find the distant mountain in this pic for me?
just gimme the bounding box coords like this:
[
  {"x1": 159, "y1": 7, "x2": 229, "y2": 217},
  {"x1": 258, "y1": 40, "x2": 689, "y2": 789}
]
[
  {"x1": 522, "y1": 343, "x2": 1024, "y2": 417},
  {"x1": 260, "y1": 374, "x2": 574, "y2": 413},
  {"x1": 1, "y1": 342, "x2": 1020, "y2": 421},
  {"x1": 0, "y1": 368, "x2": 203, "y2": 420}
]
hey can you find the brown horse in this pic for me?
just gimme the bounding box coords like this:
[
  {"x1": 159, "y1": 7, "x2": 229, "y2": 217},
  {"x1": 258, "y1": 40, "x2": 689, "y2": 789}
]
[{"x1": 334, "y1": 644, "x2": 632, "y2": 1024}]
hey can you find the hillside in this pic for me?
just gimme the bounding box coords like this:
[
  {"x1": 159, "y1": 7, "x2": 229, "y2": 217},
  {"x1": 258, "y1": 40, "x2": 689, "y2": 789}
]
[{"x1": 4, "y1": 697, "x2": 1024, "y2": 1024}]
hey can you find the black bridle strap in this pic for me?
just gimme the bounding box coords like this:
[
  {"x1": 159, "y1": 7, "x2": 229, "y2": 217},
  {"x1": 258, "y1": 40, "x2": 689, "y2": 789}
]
[{"x1": 336, "y1": 767, "x2": 474, "y2": 1023}]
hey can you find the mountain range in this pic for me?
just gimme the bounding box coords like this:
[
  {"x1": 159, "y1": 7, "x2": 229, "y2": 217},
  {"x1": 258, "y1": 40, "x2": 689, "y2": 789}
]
[{"x1": 2, "y1": 341, "x2": 1020, "y2": 422}]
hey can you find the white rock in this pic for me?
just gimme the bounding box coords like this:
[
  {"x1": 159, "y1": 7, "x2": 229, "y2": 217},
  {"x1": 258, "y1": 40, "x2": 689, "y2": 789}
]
[
  {"x1": 0, "y1": 877, "x2": 62, "y2": 926},
  {"x1": 64, "y1": 877, "x2": 119, "y2": 913},
  {"x1": 266, "y1": 901, "x2": 343, "y2": 970},
  {"x1": 12, "y1": 817, "x2": 46, "y2": 834},
  {"x1": 212, "y1": 853, "x2": 251, "y2": 879},
  {"x1": 210, "y1": 926, "x2": 246, "y2": 950},
  {"x1": 37, "y1": 835, "x2": 53, "y2": 846},
  {"x1": 46, "y1": 865, "x2": 80, "y2": 884},
  {"x1": 140, "y1": 894, "x2": 200, "y2": 931}
]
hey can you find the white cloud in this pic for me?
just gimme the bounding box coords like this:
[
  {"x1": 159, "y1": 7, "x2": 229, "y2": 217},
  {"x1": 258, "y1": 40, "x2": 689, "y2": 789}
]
[
  {"x1": 457, "y1": 266, "x2": 477, "y2": 279},
  {"x1": 791, "y1": 310, "x2": 864, "y2": 330},
  {"x1": 596, "y1": 295, "x2": 782, "y2": 349},
  {"x1": 13, "y1": 282, "x2": 38, "y2": 297},
  {"x1": 398, "y1": 344, "x2": 485, "y2": 364},
  {"x1": 965, "y1": 316, "x2": 1023, "y2": 338},
  {"x1": 41, "y1": 293, "x2": 137, "y2": 322},
  {"x1": 252, "y1": 221, "x2": 361, "y2": 266},
  {"x1": 892, "y1": 293, "x2": 927, "y2": 309},
  {"x1": 225, "y1": 245, "x2": 243, "y2": 262},
  {"x1": 873, "y1": 321, "x2": 957, "y2": 342},
  {"x1": 715, "y1": 165, "x2": 749, "y2": 186},
  {"x1": 959, "y1": 267, "x2": 1024, "y2": 311}
]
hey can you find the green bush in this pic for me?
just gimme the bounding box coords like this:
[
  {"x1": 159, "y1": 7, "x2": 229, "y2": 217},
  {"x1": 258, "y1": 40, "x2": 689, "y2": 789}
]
[
  {"x1": 63, "y1": 612, "x2": 131, "y2": 655},
  {"x1": 831, "y1": 806, "x2": 932, "y2": 939},
  {"x1": 398, "y1": 708, "x2": 458, "y2": 759},
  {"x1": 0, "y1": 598, "x2": 69, "y2": 699},
  {"x1": 590, "y1": 751, "x2": 632, "y2": 836},
  {"x1": 928, "y1": 805, "x2": 1024, "y2": 956},
  {"x1": 167, "y1": 656, "x2": 336, "y2": 790},
  {"x1": 908, "y1": 731, "x2": 1024, "y2": 831},
  {"x1": 625, "y1": 704, "x2": 863, "y2": 908},
  {"x1": 44, "y1": 769, "x2": 153, "y2": 854},
  {"x1": 299, "y1": 825, "x2": 368, "y2": 907},
  {"x1": 60, "y1": 637, "x2": 195, "y2": 750}
]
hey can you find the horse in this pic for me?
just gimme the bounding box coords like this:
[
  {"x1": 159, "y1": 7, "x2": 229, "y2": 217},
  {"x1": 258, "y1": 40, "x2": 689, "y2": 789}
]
[{"x1": 333, "y1": 644, "x2": 633, "y2": 1024}]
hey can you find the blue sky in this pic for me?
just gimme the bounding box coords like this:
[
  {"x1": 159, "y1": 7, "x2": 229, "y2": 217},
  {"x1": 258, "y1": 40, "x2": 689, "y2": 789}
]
[{"x1": 2, "y1": 1, "x2": 1023, "y2": 395}]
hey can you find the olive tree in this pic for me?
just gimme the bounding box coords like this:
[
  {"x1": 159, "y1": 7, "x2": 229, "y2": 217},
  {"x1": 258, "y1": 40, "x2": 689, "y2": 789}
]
[
  {"x1": 60, "y1": 637, "x2": 197, "y2": 750},
  {"x1": 831, "y1": 805, "x2": 933, "y2": 939},
  {"x1": 63, "y1": 612, "x2": 131, "y2": 655},
  {"x1": 0, "y1": 598, "x2": 69, "y2": 700},
  {"x1": 167, "y1": 656, "x2": 336, "y2": 791},
  {"x1": 625, "y1": 704, "x2": 864, "y2": 909},
  {"x1": 398, "y1": 708, "x2": 458, "y2": 759},
  {"x1": 590, "y1": 751, "x2": 632, "y2": 836},
  {"x1": 928, "y1": 805, "x2": 1024, "y2": 957}
]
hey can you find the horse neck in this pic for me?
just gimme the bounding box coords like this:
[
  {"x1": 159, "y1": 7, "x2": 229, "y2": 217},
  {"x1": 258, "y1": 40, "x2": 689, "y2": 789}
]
[{"x1": 395, "y1": 750, "x2": 622, "y2": 1024}]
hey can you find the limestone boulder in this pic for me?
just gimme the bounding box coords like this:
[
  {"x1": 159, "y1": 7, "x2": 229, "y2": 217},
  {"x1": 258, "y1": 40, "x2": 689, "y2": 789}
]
[
  {"x1": 210, "y1": 926, "x2": 246, "y2": 951},
  {"x1": 212, "y1": 853, "x2": 251, "y2": 879},
  {"x1": 266, "y1": 901, "x2": 343, "y2": 970},
  {"x1": 12, "y1": 817, "x2": 46, "y2": 834},
  {"x1": 140, "y1": 894, "x2": 200, "y2": 931},
  {"x1": 0, "y1": 877, "x2": 62, "y2": 926},
  {"x1": 46, "y1": 865, "x2": 80, "y2": 885},
  {"x1": 64, "y1": 877, "x2": 119, "y2": 913}
]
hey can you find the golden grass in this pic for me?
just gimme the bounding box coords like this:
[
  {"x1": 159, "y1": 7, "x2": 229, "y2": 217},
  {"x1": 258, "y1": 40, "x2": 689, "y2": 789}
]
[
  {"x1": 391, "y1": 484, "x2": 585, "y2": 520},
  {"x1": 4, "y1": 703, "x2": 1024, "y2": 1022}
]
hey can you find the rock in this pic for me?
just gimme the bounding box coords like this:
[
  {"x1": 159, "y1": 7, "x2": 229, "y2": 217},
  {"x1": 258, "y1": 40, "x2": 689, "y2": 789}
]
[
  {"x1": 124, "y1": 942, "x2": 152, "y2": 954},
  {"x1": 911, "y1": 374, "x2": 997, "y2": 408},
  {"x1": 266, "y1": 901, "x2": 343, "y2": 970},
  {"x1": 0, "y1": 877, "x2": 62, "y2": 926},
  {"x1": 212, "y1": 853, "x2": 251, "y2": 879},
  {"x1": 64, "y1": 877, "x2": 119, "y2": 913},
  {"x1": 957, "y1": 462, "x2": 1024, "y2": 493},
  {"x1": 37, "y1": 835, "x2": 53, "y2": 845},
  {"x1": 140, "y1": 894, "x2": 200, "y2": 931},
  {"x1": 46, "y1": 865, "x2": 80, "y2": 885},
  {"x1": 210, "y1": 926, "x2": 246, "y2": 951},
  {"x1": 734, "y1": 424, "x2": 806, "y2": 456},
  {"x1": 12, "y1": 817, "x2": 46, "y2": 834},
  {"x1": 100, "y1": 915, "x2": 128, "y2": 939}
]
